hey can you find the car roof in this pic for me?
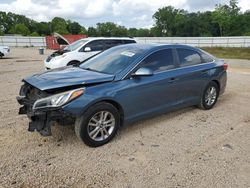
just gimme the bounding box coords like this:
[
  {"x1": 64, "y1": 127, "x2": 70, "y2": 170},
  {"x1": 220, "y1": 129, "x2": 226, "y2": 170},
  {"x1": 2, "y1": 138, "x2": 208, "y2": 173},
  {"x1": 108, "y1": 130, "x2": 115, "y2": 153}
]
[
  {"x1": 114, "y1": 43, "x2": 199, "y2": 52},
  {"x1": 79, "y1": 37, "x2": 136, "y2": 42}
]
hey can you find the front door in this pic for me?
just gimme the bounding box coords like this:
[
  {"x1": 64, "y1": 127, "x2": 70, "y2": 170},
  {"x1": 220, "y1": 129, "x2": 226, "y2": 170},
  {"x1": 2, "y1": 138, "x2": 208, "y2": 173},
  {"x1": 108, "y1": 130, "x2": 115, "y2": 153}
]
[
  {"x1": 79, "y1": 40, "x2": 104, "y2": 61},
  {"x1": 117, "y1": 49, "x2": 181, "y2": 122}
]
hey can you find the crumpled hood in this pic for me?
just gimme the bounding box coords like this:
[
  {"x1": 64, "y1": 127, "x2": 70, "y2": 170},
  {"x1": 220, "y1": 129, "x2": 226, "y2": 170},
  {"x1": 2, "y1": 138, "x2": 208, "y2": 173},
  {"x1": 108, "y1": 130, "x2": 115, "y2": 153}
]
[{"x1": 24, "y1": 67, "x2": 114, "y2": 91}]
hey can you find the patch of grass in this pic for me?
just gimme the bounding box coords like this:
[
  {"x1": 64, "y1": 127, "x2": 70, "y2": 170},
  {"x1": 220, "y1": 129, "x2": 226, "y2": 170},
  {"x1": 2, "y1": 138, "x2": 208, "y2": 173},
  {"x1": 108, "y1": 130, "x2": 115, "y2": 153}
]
[{"x1": 201, "y1": 47, "x2": 250, "y2": 60}]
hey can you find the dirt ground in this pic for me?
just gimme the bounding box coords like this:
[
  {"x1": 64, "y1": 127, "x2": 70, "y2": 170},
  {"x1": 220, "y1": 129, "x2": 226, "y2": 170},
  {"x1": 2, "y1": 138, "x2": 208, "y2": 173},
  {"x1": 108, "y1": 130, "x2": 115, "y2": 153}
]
[{"x1": 0, "y1": 48, "x2": 250, "y2": 188}]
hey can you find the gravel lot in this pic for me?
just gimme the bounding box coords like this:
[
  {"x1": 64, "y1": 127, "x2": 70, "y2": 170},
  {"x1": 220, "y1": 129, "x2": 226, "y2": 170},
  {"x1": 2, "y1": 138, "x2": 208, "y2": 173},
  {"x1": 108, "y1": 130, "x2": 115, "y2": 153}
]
[{"x1": 0, "y1": 48, "x2": 250, "y2": 188}]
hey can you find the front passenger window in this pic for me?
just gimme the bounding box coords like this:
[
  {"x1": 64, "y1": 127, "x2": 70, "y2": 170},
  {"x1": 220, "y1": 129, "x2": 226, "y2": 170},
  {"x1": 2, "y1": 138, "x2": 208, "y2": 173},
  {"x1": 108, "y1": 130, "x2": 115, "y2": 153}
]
[
  {"x1": 139, "y1": 49, "x2": 175, "y2": 73},
  {"x1": 84, "y1": 40, "x2": 104, "y2": 52}
]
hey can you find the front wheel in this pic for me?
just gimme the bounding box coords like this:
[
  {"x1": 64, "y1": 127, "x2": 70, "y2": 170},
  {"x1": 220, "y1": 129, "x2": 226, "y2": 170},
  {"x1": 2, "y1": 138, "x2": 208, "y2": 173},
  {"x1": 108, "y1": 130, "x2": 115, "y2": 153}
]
[
  {"x1": 199, "y1": 81, "x2": 219, "y2": 110},
  {"x1": 75, "y1": 102, "x2": 120, "y2": 147}
]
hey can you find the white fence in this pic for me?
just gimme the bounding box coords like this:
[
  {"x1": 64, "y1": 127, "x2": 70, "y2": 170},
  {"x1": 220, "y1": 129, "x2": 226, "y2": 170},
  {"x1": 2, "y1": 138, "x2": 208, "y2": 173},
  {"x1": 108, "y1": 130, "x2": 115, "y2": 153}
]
[
  {"x1": 136, "y1": 36, "x2": 250, "y2": 47},
  {"x1": 1, "y1": 36, "x2": 250, "y2": 47},
  {"x1": 0, "y1": 36, "x2": 46, "y2": 47}
]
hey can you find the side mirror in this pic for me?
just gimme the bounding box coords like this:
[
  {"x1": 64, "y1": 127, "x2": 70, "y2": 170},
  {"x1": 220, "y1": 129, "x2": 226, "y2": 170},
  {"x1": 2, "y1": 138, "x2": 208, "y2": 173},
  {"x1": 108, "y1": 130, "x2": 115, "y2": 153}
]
[
  {"x1": 131, "y1": 67, "x2": 153, "y2": 77},
  {"x1": 84, "y1": 47, "x2": 91, "y2": 52}
]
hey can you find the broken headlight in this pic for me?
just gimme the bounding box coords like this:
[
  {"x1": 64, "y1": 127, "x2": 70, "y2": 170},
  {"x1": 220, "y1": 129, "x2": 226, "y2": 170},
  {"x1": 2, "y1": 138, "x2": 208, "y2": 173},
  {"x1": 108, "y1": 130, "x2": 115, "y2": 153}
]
[{"x1": 33, "y1": 88, "x2": 84, "y2": 110}]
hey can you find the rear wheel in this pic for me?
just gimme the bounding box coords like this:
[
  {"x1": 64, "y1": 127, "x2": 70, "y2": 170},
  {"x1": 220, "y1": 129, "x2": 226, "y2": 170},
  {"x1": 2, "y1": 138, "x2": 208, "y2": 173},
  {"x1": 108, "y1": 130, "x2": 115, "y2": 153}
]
[
  {"x1": 75, "y1": 102, "x2": 120, "y2": 147},
  {"x1": 199, "y1": 81, "x2": 219, "y2": 110}
]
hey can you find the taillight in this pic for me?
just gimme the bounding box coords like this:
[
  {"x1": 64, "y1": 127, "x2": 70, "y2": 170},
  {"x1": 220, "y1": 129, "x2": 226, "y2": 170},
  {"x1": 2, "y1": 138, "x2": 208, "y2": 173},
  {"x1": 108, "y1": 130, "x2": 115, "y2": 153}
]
[{"x1": 223, "y1": 63, "x2": 228, "y2": 71}]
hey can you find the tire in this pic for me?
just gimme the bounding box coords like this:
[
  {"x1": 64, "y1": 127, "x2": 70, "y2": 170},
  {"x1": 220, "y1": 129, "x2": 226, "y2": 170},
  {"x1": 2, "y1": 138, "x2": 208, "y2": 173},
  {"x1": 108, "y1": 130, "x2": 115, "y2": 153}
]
[
  {"x1": 199, "y1": 81, "x2": 219, "y2": 110},
  {"x1": 75, "y1": 102, "x2": 120, "y2": 147},
  {"x1": 67, "y1": 60, "x2": 80, "y2": 67}
]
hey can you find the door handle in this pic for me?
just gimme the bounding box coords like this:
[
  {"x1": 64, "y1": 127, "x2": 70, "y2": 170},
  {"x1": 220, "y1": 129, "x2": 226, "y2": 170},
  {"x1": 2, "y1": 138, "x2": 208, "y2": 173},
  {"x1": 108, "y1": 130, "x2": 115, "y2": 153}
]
[
  {"x1": 201, "y1": 70, "x2": 208, "y2": 74},
  {"x1": 168, "y1": 77, "x2": 178, "y2": 83}
]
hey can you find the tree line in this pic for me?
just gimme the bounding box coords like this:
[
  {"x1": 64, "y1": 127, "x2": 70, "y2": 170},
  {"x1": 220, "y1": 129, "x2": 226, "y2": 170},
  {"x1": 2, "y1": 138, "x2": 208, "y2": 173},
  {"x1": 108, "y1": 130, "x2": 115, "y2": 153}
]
[{"x1": 0, "y1": 0, "x2": 249, "y2": 37}]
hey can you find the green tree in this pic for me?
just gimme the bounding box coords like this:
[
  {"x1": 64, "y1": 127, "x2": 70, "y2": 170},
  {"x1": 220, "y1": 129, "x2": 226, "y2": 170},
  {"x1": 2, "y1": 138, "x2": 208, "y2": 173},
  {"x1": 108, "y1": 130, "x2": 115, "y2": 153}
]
[
  {"x1": 36, "y1": 22, "x2": 50, "y2": 36},
  {"x1": 150, "y1": 26, "x2": 162, "y2": 37},
  {"x1": 67, "y1": 21, "x2": 82, "y2": 34},
  {"x1": 212, "y1": 0, "x2": 241, "y2": 36},
  {"x1": 9, "y1": 23, "x2": 30, "y2": 35},
  {"x1": 229, "y1": 0, "x2": 240, "y2": 15},
  {"x1": 96, "y1": 22, "x2": 117, "y2": 36},
  {"x1": 0, "y1": 1, "x2": 249, "y2": 37},
  {"x1": 80, "y1": 26, "x2": 87, "y2": 35},
  {"x1": 128, "y1": 28, "x2": 137, "y2": 37},
  {"x1": 153, "y1": 6, "x2": 188, "y2": 36},
  {"x1": 30, "y1": 31, "x2": 39, "y2": 36},
  {"x1": 136, "y1": 28, "x2": 151, "y2": 37},
  {"x1": 0, "y1": 25, "x2": 4, "y2": 35},
  {"x1": 243, "y1": 11, "x2": 250, "y2": 35},
  {"x1": 51, "y1": 17, "x2": 69, "y2": 34},
  {"x1": 114, "y1": 25, "x2": 128, "y2": 36},
  {"x1": 197, "y1": 11, "x2": 217, "y2": 36},
  {"x1": 88, "y1": 27, "x2": 98, "y2": 37}
]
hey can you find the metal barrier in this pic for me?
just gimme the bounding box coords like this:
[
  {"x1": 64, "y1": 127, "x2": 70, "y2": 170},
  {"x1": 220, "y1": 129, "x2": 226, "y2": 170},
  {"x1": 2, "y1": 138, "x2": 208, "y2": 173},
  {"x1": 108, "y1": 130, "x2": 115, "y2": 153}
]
[
  {"x1": 0, "y1": 36, "x2": 46, "y2": 47},
  {"x1": 0, "y1": 36, "x2": 250, "y2": 47},
  {"x1": 136, "y1": 36, "x2": 250, "y2": 47}
]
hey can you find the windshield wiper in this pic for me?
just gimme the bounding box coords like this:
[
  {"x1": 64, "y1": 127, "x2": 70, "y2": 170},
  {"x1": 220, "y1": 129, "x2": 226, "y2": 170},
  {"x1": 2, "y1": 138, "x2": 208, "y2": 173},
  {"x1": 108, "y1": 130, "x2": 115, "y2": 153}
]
[
  {"x1": 82, "y1": 67, "x2": 95, "y2": 71},
  {"x1": 82, "y1": 67, "x2": 102, "y2": 73},
  {"x1": 81, "y1": 67, "x2": 111, "y2": 75}
]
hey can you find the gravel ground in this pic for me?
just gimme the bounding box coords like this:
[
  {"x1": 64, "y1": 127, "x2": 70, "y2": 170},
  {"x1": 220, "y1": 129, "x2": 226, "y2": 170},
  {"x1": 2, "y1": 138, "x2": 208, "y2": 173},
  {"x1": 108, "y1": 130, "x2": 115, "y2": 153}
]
[{"x1": 0, "y1": 48, "x2": 250, "y2": 188}]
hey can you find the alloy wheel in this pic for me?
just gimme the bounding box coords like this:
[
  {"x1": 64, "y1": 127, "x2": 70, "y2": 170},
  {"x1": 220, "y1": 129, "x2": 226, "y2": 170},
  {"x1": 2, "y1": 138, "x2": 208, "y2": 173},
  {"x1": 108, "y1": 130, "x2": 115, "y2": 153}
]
[
  {"x1": 205, "y1": 86, "x2": 217, "y2": 106},
  {"x1": 87, "y1": 111, "x2": 115, "y2": 141}
]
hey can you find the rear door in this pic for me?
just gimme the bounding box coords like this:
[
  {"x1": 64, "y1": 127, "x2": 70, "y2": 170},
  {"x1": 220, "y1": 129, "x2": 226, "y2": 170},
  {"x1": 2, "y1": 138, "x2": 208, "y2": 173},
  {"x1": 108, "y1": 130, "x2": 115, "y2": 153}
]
[{"x1": 174, "y1": 47, "x2": 212, "y2": 103}]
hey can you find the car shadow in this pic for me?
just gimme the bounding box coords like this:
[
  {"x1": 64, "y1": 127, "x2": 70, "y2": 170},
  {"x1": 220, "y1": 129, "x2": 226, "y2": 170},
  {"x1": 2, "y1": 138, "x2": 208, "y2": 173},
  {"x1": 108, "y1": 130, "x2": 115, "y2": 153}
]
[
  {"x1": 0, "y1": 57, "x2": 15, "y2": 60},
  {"x1": 50, "y1": 98, "x2": 229, "y2": 146},
  {"x1": 51, "y1": 106, "x2": 196, "y2": 145},
  {"x1": 119, "y1": 106, "x2": 196, "y2": 135}
]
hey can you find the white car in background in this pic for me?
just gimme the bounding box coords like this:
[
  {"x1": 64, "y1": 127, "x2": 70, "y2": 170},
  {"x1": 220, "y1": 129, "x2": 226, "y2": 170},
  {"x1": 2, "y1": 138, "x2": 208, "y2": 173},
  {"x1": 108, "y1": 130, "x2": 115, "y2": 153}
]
[
  {"x1": 0, "y1": 46, "x2": 10, "y2": 58},
  {"x1": 44, "y1": 37, "x2": 136, "y2": 69}
]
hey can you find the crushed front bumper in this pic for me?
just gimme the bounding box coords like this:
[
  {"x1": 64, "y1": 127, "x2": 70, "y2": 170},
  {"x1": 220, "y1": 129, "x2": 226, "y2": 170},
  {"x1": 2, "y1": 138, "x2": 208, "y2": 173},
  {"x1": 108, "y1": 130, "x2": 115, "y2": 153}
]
[{"x1": 17, "y1": 95, "x2": 74, "y2": 136}]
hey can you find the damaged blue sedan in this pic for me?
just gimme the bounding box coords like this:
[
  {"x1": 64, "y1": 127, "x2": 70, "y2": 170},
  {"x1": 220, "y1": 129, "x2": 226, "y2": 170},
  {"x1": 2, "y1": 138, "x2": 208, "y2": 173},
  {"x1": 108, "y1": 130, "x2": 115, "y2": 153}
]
[{"x1": 17, "y1": 44, "x2": 227, "y2": 147}]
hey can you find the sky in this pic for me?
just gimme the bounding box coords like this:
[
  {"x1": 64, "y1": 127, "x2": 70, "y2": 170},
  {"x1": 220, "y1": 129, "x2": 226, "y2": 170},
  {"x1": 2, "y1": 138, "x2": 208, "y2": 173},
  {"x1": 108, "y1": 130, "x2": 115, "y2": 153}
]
[{"x1": 0, "y1": 0, "x2": 249, "y2": 28}]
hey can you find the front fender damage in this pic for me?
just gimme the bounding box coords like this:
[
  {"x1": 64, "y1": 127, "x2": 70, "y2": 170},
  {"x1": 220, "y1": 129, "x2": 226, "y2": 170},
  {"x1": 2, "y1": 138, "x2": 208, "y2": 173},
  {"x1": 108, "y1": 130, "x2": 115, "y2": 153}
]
[
  {"x1": 17, "y1": 95, "x2": 53, "y2": 136},
  {"x1": 28, "y1": 112, "x2": 53, "y2": 136},
  {"x1": 17, "y1": 83, "x2": 75, "y2": 137}
]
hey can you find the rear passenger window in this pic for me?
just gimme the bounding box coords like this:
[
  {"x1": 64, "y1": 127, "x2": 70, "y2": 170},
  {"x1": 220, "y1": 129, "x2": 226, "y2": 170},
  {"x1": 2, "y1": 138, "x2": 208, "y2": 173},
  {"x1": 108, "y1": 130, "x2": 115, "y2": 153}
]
[
  {"x1": 201, "y1": 52, "x2": 214, "y2": 63},
  {"x1": 123, "y1": 40, "x2": 136, "y2": 44},
  {"x1": 103, "y1": 40, "x2": 123, "y2": 50},
  {"x1": 177, "y1": 48, "x2": 202, "y2": 67},
  {"x1": 140, "y1": 49, "x2": 174, "y2": 72},
  {"x1": 85, "y1": 40, "x2": 104, "y2": 51}
]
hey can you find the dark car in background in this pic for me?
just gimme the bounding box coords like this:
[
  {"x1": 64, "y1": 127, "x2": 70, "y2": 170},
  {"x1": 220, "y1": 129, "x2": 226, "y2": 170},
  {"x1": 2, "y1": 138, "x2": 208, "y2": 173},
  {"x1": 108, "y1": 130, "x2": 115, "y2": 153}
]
[{"x1": 17, "y1": 44, "x2": 227, "y2": 147}]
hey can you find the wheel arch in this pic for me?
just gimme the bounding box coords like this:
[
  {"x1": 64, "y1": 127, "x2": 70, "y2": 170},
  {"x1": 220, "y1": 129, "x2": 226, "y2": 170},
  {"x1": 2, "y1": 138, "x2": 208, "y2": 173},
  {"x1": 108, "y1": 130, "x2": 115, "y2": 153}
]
[
  {"x1": 67, "y1": 60, "x2": 80, "y2": 66},
  {"x1": 211, "y1": 79, "x2": 220, "y2": 93},
  {"x1": 81, "y1": 98, "x2": 125, "y2": 126},
  {"x1": 100, "y1": 99, "x2": 124, "y2": 126}
]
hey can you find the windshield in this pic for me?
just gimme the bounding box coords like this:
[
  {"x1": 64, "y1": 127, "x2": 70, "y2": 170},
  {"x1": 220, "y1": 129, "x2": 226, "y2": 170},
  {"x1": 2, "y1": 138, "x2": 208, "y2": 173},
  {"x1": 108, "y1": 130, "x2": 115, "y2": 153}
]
[
  {"x1": 64, "y1": 39, "x2": 89, "y2": 51},
  {"x1": 80, "y1": 45, "x2": 145, "y2": 74}
]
